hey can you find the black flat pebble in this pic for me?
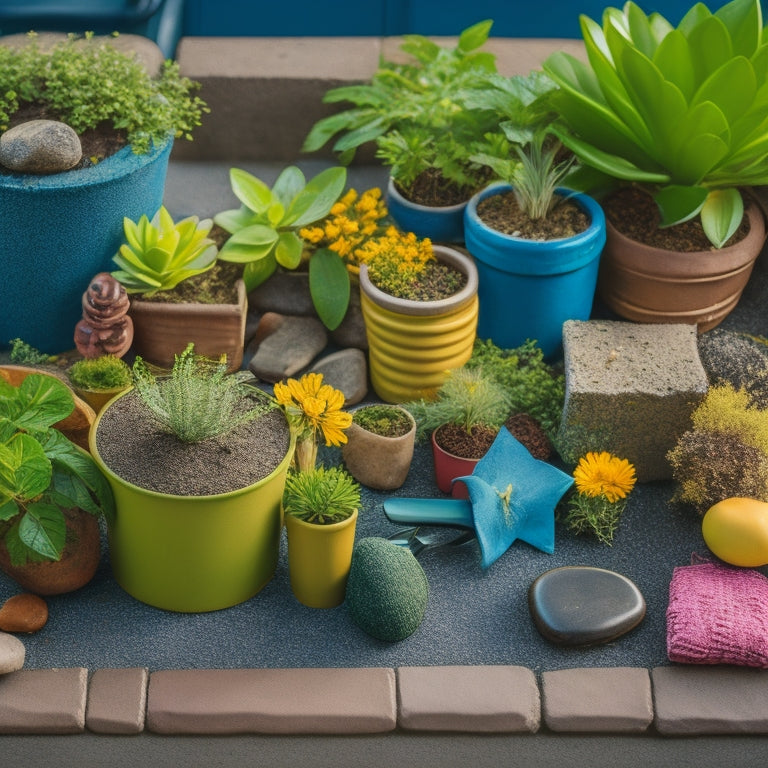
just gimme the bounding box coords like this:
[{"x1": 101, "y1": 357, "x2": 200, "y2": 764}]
[{"x1": 528, "y1": 566, "x2": 646, "y2": 646}]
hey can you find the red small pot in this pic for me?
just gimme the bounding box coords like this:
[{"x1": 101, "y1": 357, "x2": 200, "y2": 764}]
[{"x1": 431, "y1": 430, "x2": 482, "y2": 499}]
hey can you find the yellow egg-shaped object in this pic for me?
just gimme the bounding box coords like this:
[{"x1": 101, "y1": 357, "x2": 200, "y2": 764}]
[{"x1": 702, "y1": 497, "x2": 768, "y2": 567}]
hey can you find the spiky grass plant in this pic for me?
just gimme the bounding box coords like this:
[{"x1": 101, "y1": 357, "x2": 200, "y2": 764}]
[
  {"x1": 132, "y1": 343, "x2": 271, "y2": 443},
  {"x1": 282, "y1": 466, "x2": 360, "y2": 525}
]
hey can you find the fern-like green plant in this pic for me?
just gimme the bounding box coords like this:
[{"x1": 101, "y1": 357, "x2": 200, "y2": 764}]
[
  {"x1": 282, "y1": 465, "x2": 360, "y2": 524},
  {"x1": 132, "y1": 344, "x2": 271, "y2": 443}
]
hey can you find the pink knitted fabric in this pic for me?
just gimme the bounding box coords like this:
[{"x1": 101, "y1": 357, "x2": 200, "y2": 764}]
[{"x1": 667, "y1": 562, "x2": 768, "y2": 668}]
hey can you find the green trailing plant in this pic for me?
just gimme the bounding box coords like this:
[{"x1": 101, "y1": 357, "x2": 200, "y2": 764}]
[
  {"x1": 405, "y1": 367, "x2": 510, "y2": 441},
  {"x1": 543, "y1": 0, "x2": 768, "y2": 248},
  {"x1": 467, "y1": 339, "x2": 565, "y2": 439},
  {"x1": 302, "y1": 20, "x2": 502, "y2": 201},
  {"x1": 282, "y1": 465, "x2": 360, "y2": 524},
  {"x1": 68, "y1": 356, "x2": 132, "y2": 391},
  {"x1": 7, "y1": 338, "x2": 54, "y2": 365},
  {"x1": 0, "y1": 373, "x2": 115, "y2": 564},
  {"x1": 132, "y1": 344, "x2": 272, "y2": 443},
  {"x1": 352, "y1": 405, "x2": 413, "y2": 438},
  {"x1": 214, "y1": 165, "x2": 348, "y2": 326},
  {"x1": 111, "y1": 206, "x2": 218, "y2": 296},
  {"x1": 0, "y1": 31, "x2": 207, "y2": 155},
  {"x1": 667, "y1": 383, "x2": 768, "y2": 513}
]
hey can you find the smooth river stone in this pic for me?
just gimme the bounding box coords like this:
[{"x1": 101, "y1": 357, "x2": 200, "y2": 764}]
[{"x1": 528, "y1": 566, "x2": 646, "y2": 646}]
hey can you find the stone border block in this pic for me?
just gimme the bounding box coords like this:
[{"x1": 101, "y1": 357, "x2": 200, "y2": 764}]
[
  {"x1": 146, "y1": 667, "x2": 396, "y2": 734},
  {"x1": 542, "y1": 667, "x2": 653, "y2": 733},
  {"x1": 86, "y1": 667, "x2": 149, "y2": 734},
  {"x1": 0, "y1": 668, "x2": 87, "y2": 734},
  {"x1": 652, "y1": 666, "x2": 768, "y2": 735},
  {"x1": 397, "y1": 665, "x2": 540, "y2": 732}
]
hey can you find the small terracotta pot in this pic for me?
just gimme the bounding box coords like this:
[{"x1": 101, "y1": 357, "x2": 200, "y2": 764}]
[
  {"x1": 342, "y1": 406, "x2": 416, "y2": 490},
  {"x1": 0, "y1": 508, "x2": 101, "y2": 595},
  {"x1": 129, "y1": 278, "x2": 247, "y2": 371},
  {"x1": 431, "y1": 429, "x2": 483, "y2": 499},
  {"x1": 599, "y1": 201, "x2": 766, "y2": 332}
]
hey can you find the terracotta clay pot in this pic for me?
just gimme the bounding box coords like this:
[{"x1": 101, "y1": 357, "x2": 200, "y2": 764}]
[
  {"x1": 0, "y1": 508, "x2": 101, "y2": 595},
  {"x1": 129, "y1": 278, "x2": 247, "y2": 372},
  {"x1": 599, "y1": 201, "x2": 766, "y2": 332},
  {"x1": 431, "y1": 429, "x2": 483, "y2": 500}
]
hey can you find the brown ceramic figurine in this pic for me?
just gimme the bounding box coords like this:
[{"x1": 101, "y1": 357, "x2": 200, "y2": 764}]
[{"x1": 74, "y1": 272, "x2": 133, "y2": 358}]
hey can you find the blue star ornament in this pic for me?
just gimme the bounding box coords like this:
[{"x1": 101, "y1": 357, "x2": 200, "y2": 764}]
[{"x1": 456, "y1": 429, "x2": 574, "y2": 568}]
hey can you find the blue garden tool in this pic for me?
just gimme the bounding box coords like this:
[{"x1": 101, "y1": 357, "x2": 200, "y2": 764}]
[{"x1": 384, "y1": 429, "x2": 574, "y2": 568}]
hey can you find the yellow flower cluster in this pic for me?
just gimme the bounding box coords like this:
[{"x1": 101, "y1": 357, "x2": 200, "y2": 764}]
[
  {"x1": 300, "y1": 187, "x2": 387, "y2": 267},
  {"x1": 573, "y1": 451, "x2": 637, "y2": 503},
  {"x1": 274, "y1": 372, "x2": 352, "y2": 449}
]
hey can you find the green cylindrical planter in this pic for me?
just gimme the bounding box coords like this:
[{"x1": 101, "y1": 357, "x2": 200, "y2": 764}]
[
  {"x1": 359, "y1": 245, "x2": 479, "y2": 403},
  {"x1": 285, "y1": 510, "x2": 358, "y2": 609},
  {"x1": 89, "y1": 395, "x2": 294, "y2": 613}
]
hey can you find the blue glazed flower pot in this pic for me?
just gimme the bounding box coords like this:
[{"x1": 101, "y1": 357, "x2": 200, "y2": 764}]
[
  {"x1": 386, "y1": 177, "x2": 467, "y2": 243},
  {"x1": 1, "y1": 137, "x2": 173, "y2": 354},
  {"x1": 464, "y1": 184, "x2": 606, "y2": 359}
]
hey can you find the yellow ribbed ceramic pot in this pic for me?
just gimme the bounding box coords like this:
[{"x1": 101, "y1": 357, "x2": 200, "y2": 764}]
[
  {"x1": 285, "y1": 510, "x2": 358, "y2": 608},
  {"x1": 359, "y1": 245, "x2": 479, "y2": 403}
]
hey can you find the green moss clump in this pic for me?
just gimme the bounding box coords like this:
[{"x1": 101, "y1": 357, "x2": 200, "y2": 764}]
[
  {"x1": 352, "y1": 405, "x2": 412, "y2": 437},
  {"x1": 68, "y1": 355, "x2": 132, "y2": 390}
]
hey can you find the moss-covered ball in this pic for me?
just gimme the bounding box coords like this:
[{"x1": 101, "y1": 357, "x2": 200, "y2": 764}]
[{"x1": 345, "y1": 537, "x2": 429, "y2": 642}]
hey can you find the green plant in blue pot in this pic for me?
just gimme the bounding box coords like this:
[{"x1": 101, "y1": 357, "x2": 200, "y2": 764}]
[
  {"x1": 542, "y1": 0, "x2": 768, "y2": 330},
  {"x1": 465, "y1": 89, "x2": 606, "y2": 359}
]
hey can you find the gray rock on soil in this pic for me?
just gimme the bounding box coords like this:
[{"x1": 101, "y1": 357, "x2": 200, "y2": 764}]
[
  {"x1": 557, "y1": 320, "x2": 709, "y2": 481},
  {"x1": 0, "y1": 119, "x2": 82, "y2": 173},
  {"x1": 310, "y1": 348, "x2": 368, "y2": 405}
]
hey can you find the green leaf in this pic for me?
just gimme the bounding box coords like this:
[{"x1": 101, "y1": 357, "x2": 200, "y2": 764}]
[
  {"x1": 715, "y1": 0, "x2": 762, "y2": 59},
  {"x1": 212, "y1": 205, "x2": 260, "y2": 234},
  {"x1": 217, "y1": 225, "x2": 279, "y2": 264},
  {"x1": 272, "y1": 166, "x2": 306, "y2": 208},
  {"x1": 242, "y1": 254, "x2": 277, "y2": 292},
  {"x1": 458, "y1": 20, "x2": 493, "y2": 53},
  {"x1": 309, "y1": 249, "x2": 350, "y2": 331},
  {"x1": 654, "y1": 184, "x2": 708, "y2": 227},
  {"x1": 18, "y1": 501, "x2": 65, "y2": 562},
  {"x1": 653, "y1": 29, "x2": 696, "y2": 100},
  {"x1": 229, "y1": 168, "x2": 273, "y2": 213},
  {"x1": 0, "y1": 499, "x2": 18, "y2": 523},
  {"x1": 686, "y1": 14, "x2": 734, "y2": 89},
  {"x1": 274, "y1": 231, "x2": 303, "y2": 270},
  {"x1": 283, "y1": 166, "x2": 347, "y2": 228},
  {"x1": 692, "y1": 56, "x2": 756, "y2": 126},
  {"x1": 701, "y1": 187, "x2": 744, "y2": 247},
  {"x1": 9, "y1": 375, "x2": 75, "y2": 432}
]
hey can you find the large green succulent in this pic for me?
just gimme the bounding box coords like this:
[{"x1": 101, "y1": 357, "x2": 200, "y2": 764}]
[{"x1": 544, "y1": 0, "x2": 768, "y2": 247}]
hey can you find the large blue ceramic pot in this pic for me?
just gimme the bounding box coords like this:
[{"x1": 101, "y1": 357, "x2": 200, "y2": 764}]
[
  {"x1": 386, "y1": 177, "x2": 466, "y2": 244},
  {"x1": 1, "y1": 137, "x2": 173, "y2": 354},
  {"x1": 464, "y1": 183, "x2": 606, "y2": 359}
]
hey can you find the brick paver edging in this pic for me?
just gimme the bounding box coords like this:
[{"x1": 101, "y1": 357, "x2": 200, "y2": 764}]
[{"x1": 1, "y1": 665, "x2": 768, "y2": 736}]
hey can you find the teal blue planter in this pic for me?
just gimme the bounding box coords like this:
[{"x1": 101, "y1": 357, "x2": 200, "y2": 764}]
[
  {"x1": 386, "y1": 177, "x2": 466, "y2": 244},
  {"x1": 0, "y1": 137, "x2": 173, "y2": 354},
  {"x1": 464, "y1": 184, "x2": 605, "y2": 359}
]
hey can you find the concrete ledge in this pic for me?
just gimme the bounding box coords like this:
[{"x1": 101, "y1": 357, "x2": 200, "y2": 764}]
[
  {"x1": 397, "y1": 665, "x2": 540, "y2": 732},
  {"x1": 146, "y1": 667, "x2": 397, "y2": 734},
  {"x1": 172, "y1": 36, "x2": 586, "y2": 162},
  {"x1": 542, "y1": 667, "x2": 653, "y2": 733},
  {"x1": 86, "y1": 667, "x2": 148, "y2": 735}
]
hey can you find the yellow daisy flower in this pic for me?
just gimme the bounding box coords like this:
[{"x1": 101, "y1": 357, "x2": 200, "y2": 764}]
[{"x1": 573, "y1": 451, "x2": 636, "y2": 503}]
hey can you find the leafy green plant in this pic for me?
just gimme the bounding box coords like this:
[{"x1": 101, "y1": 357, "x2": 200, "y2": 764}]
[
  {"x1": 0, "y1": 374, "x2": 114, "y2": 564},
  {"x1": 667, "y1": 383, "x2": 768, "y2": 513},
  {"x1": 405, "y1": 367, "x2": 510, "y2": 441},
  {"x1": 111, "y1": 206, "x2": 218, "y2": 296},
  {"x1": 352, "y1": 405, "x2": 413, "y2": 438},
  {"x1": 302, "y1": 20, "x2": 502, "y2": 201},
  {"x1": 467, "y1": 339, "x2": 565, "y2": 439},
  {"x1": 7, "y1": 337, "x2": 54, "y2": 365},
  {"x1": 132, "y1": 344, "x2": 272, "y2": 443},
  {"x1": 282, "y1": 465, "x2": 360, "y2": 524},
  {"x1": 543, "y1": 0, "x2": 768, "y2": 248},
  {"x1": 68, "y1": 356, "x2": 132, "y2": 391},
  {"x1": 214, "y1": 165, "x2": 348, "y2": 326},
  {"x1": 0, "y1": 32, "x2": 207, "y2": 155}
]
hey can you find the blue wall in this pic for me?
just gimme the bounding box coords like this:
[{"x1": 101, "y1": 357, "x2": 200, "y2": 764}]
[{"x1": 181, "y1": 1, "x2": 765, "y2": 38}]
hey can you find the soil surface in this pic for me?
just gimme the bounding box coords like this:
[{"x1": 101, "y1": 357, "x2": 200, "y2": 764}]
[
  {"x1": 476, "y1": 191, "x2": 590, "y2": 240},
  {"x1": 95, "y1": 390, "x2": 291, "y2": 496},
  {"x1": 602, "y1": 186, "x2": 750, "y2": 252},
  {"x1": 396, "y1": 167, "x2": 491, "y2": 207},
  {"x1": 435, "y1": 423, "x2": 498, "y2": 460}
]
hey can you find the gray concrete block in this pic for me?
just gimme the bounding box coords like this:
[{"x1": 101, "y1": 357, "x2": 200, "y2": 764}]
[
  {"x1": 652, "y1": 666, "x2": 768, "y2": 735},
  {"x1": 86, "y1": 668, "x2": 149, "y2": 735},
  {"x1": 542, "y1": 667, "x2": 653, "y2": 733},
  {"x1": 557, "y1": 320, "x2": 708, "y2": 481},
  {"x1": 397, "y1": 665, "x2": 540, "y2": 733}
]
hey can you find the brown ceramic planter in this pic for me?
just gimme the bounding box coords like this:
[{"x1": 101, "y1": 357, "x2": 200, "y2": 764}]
[
  {"x1": 599, "y1": 202, "x2": 766, "y2": 332},
  {"x1": 0, "y1": 507, "x2": 101, "y2": 595},
  {"x1": 0, "y1": 365, "x2": 96, "y2": 451},
  {"x1": 129, "y1": 279, "x2": 247, "y2": 371},
  {"x1": 341, "y1": 406, "x2": 416, "y2": 490}
]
